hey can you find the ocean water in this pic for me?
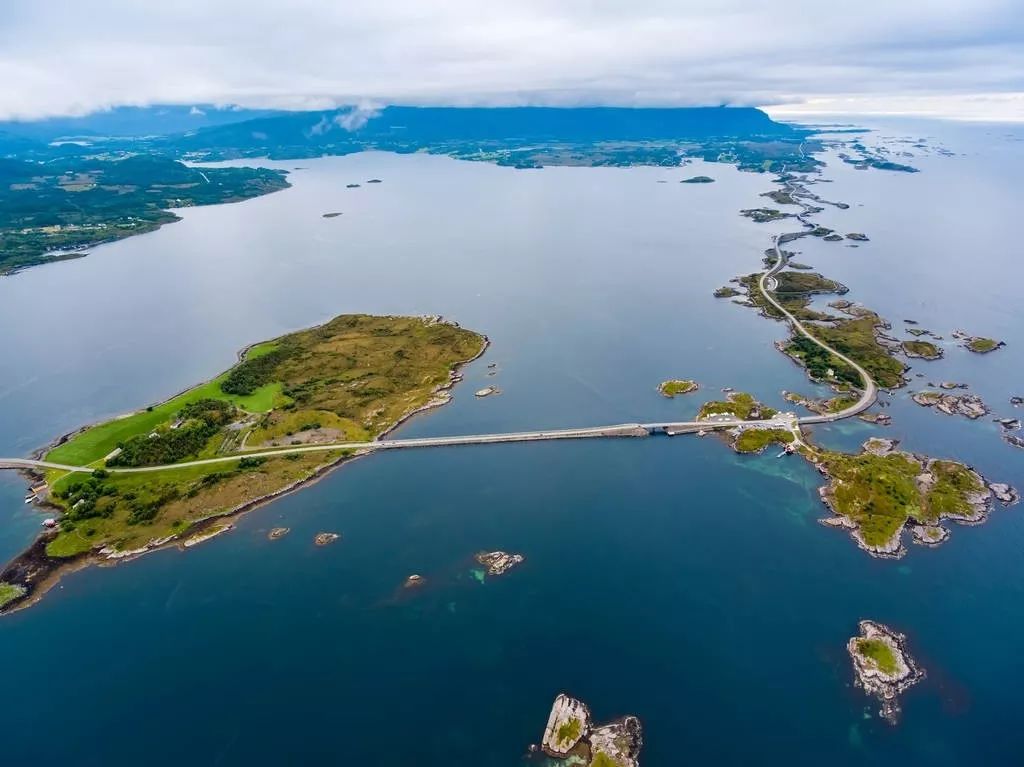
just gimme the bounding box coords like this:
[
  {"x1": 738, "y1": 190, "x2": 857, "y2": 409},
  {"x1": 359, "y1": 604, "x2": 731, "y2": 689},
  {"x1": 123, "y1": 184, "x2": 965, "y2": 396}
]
[{"x1": 0, "y1": 120, "x2": 1022, "y2": 765}]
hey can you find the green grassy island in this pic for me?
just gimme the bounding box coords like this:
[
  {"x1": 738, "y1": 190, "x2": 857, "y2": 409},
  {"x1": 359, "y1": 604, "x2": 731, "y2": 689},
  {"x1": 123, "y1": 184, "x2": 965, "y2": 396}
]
[
  {"x1": 697, "y1": 391, "x2": 776, "y2": 421},
  {"x1": 658, "y1": 379, "x2": 699, "y2": 397},
  {"x1": 965, "y1": 336, "x2": 1002, "y2": 353},
  {"x1": 848, "y1": 620, "x2": 924, "y2": 724},
  {"x1": 813, "y1": 438, "x2": 1003, "y2": 557},
  {"x1": 734, "y1": 428, "x2": 794, "y2": 454},
  {"x1": 1, "y1": 314, "x2": 486, "y2": 612},
  {"x1": 901, "y1": 340, "x2": 942, "y2": 360}
]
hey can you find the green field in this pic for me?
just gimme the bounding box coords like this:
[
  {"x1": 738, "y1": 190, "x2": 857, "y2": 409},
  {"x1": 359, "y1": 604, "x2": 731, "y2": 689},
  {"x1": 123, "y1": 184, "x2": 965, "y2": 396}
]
[
  {"x1": 0, "y1": 582, "x2": 27, "y2": 608},
  {"x1": 734, "y1": 428, "x2": 794, "y2": 453},
  {"x1": 855, "y1": 638, "x2": 899, "y2": 675},
  {"x1": 47, "y1": 375, "x2": 285, "y2": 466}
]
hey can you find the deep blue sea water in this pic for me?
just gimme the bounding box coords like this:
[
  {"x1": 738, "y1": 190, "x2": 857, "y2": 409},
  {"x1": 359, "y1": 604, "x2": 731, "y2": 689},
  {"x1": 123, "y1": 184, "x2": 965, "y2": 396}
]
[{"x1": 0, "y1": 119, "x2": 1022, "y2": 765}]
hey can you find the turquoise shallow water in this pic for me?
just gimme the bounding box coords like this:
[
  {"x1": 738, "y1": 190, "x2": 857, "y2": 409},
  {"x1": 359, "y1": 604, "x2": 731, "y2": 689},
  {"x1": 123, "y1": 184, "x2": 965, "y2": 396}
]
[{"x1": 0, "y1": 120, "x2": 1022, "y2": 765}]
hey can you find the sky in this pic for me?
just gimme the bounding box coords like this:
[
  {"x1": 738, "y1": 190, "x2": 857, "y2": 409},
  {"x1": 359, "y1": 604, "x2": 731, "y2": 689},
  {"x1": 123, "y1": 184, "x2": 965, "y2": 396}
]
[{"x1": 2, "y1": 0, "x2": 1023, "y2": 122}]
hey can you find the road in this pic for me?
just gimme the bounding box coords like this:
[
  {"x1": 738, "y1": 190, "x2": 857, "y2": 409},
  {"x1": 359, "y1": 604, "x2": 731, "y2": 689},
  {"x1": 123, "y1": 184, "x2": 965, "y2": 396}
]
[
  {"x1": 757, "y1": 188, "x2": 877, "y2": 424},
  {"x1": 0, "y1": 185, "x2": 877, "y2": 477},
  {"x1": 0, "y1": 415, "x2": 799, "y2": 474}
]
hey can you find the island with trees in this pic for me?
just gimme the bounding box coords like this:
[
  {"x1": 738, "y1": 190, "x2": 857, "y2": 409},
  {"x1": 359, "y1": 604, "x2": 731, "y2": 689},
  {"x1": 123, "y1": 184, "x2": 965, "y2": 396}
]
[{"x1": 0, "y1": 314, "x2": 486, "y2": 613}]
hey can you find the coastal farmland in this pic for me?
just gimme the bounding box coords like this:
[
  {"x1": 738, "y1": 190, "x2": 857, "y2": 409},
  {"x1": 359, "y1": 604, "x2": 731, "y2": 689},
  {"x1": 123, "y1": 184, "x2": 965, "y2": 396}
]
[{"x1": 1, "y1": 315, "x2": 485, "y2": 609}]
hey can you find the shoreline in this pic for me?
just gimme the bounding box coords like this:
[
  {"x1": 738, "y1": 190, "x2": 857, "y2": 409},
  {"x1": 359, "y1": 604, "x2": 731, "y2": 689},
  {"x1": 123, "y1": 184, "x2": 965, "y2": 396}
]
[{"x1": 2, "y1": 320, "x2": 489, "y2": 616}]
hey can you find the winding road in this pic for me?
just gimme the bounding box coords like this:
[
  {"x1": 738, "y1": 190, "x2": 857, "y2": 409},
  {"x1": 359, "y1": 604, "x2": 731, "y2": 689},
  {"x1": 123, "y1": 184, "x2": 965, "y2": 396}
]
[{"x1": 759, "y1": 234, "x2": 877, "y2": 424}]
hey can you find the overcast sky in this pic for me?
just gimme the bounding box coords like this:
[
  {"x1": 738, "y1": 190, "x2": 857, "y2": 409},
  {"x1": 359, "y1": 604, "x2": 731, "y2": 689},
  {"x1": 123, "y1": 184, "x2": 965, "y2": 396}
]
[{"x1": 3, "y1": 0, "x2": 1023, "y2": 121}]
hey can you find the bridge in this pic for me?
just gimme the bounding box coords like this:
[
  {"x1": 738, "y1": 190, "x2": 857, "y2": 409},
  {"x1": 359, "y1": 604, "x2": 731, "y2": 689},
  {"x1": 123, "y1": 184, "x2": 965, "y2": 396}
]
[
  {"x1": 0, "y1": 412, "x2": 814, "y2": 475},
  {"x1": 0, "y1": 178, "x2": 877, "y2": 478}
]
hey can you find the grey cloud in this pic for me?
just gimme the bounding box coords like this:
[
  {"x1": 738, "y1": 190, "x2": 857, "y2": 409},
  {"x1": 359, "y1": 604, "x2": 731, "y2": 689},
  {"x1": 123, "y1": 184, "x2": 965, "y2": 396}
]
[{"x1": 0, "y1": 0, "x2": 1021, "y2": 120}]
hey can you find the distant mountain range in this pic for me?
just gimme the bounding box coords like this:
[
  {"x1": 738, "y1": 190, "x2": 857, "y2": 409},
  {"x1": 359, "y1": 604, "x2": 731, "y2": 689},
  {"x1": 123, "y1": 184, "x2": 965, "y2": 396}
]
[
  {"x1": 0, "y1": 104, "x2": 800, "y2": 157},
  {"x1": 0, "y1": 104, "x2": 284, "y2": 143},
  {"x1": 167, "y1": 105, "x2": 797, "y2": 151}
]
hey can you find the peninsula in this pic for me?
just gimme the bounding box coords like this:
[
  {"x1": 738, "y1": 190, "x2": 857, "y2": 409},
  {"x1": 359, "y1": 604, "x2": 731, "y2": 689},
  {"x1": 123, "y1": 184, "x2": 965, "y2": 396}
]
[
  {"x1": 0, "y1": 314, "x2": 486, "y2": 612},
  {"x1": 0, "y1": 155, "x2": 289, "y2": 274}
]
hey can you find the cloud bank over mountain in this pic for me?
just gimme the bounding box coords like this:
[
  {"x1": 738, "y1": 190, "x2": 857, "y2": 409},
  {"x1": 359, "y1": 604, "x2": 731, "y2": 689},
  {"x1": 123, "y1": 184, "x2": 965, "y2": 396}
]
[{"x1": 2, "y1": 0, "x2": 1022, "y2": 120}]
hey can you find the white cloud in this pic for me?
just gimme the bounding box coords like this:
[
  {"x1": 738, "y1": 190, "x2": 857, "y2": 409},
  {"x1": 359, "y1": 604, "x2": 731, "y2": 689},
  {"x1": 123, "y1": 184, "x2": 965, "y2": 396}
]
[{"x1": 0, "y1": 0, "x2": 1022, "y2": 120}]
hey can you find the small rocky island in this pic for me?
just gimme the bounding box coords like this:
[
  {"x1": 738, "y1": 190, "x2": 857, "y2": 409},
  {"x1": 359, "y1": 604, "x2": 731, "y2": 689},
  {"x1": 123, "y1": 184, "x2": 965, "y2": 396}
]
[
  {"x1": 322, "y1": 211, "x2": 343, "y2": 218},
  {"x1": 846, "y1": 232, "x2": 870, "y2": 241},
  {"x1": 314, "y1": 532, "x2": 340, "y2": 546},
  {"x1": 680, "y1": 175, "x2": 714, "y2": 183},
  {"x1": 901, "y1": 340, "x2": 942, "y2": 360},
  {"x1": 658, "y1": 379, "x2": 699, "y2": 397},
  {"x1": 848, "y1": 620, "x2": 925, "y2": 724},
  {"x1": 740, "y1": 207, "x2": 792, "y2": 223},
  {"x1": 539, "y1": 693, "x2": 643, "y2": 766},
  {"x1": 268, "y1": 527, "x2": 290, "y2": 541},
  {"x1": 953, "y1": 331, "x2": 1004, "y2": 354},
  {"x1": 475, "y1": 550, "x2": 524, "y2": 576},
  {"x1": 713, "y1": 286, "x2": 740, "y2": 298},
  {"x1": 911, "y1": 390, "x2": 988, "y2": 419}
]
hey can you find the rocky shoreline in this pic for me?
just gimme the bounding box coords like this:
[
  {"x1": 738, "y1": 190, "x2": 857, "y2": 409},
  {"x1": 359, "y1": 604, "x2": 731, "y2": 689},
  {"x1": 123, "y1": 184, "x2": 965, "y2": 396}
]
[
  {"x1": 538, "y1": 693, "x2": 642, "y2": 766},
  {"x1": 848, "y1": 620, "x2": 925, "y2": 724}
]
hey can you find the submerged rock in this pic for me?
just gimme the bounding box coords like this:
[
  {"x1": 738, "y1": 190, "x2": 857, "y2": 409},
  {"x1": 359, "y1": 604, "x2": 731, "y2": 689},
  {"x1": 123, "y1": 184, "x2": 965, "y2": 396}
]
[
  {"x1": 474, "y1": 550, "x2": 525, "y2": 576},
  {"x1": 403, "y1": 574, "x2": 425, "y2": 588},
  {"x1": 848, "y1": 620, "x2": 925, "y2": 725}
]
